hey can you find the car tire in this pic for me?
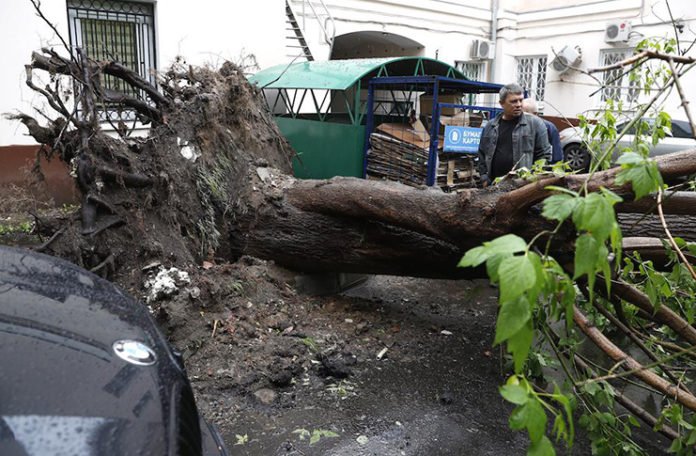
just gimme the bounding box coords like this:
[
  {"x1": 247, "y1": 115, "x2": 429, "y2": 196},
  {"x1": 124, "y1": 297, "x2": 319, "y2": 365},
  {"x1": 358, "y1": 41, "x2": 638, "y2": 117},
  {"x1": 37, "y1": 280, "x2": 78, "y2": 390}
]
[{"x1": 563, "y1": 143, "x2": 590, "y2": 172}]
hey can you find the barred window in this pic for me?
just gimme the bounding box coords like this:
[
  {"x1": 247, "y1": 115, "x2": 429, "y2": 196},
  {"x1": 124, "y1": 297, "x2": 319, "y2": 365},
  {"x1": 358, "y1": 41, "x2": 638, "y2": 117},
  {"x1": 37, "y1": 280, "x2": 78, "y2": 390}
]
[
  {"x1": 67, "y1": 0, "x2": 156, "y2": 101},
  {"x1": 455, "y1": 61, "x2": 487, "y2": 106},
  {"x1": 599, "y1": 48, "x2": 638, "y2": 104},
  {"x1": 516, "y1": 56, "x2": 547, "y2": 101},
  {"x1": 455, "y1": 61, "x2": 486, "y2": 81}
]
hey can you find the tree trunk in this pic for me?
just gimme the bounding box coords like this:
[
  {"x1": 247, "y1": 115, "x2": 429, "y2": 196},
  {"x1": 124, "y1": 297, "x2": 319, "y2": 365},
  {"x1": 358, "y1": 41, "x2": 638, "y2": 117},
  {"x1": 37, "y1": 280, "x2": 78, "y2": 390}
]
[{"x1": 228, "y1": 171, "x2": 568, "y2": 278}]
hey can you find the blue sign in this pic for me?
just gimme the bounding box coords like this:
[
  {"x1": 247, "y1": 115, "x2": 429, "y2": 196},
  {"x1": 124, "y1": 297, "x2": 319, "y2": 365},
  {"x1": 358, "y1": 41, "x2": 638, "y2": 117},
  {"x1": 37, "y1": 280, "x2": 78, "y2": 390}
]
[{"x1": 443, "y1": 126, "x2": 482, "y2": 153}]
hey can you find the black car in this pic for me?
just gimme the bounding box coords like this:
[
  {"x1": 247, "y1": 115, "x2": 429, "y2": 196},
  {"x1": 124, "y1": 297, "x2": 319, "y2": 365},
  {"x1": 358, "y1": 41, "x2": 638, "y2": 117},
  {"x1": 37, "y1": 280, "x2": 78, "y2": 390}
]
[{"x1": 0, "y1": 246, "x2": 228, "y2": 456}]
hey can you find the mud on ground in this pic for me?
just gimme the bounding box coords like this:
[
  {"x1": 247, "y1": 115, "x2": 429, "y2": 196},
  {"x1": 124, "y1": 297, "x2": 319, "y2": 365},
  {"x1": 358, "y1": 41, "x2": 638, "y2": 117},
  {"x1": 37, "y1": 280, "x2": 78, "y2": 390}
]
[{"x1": 154, "y1": 257, "x2": 539, "y2": 455}]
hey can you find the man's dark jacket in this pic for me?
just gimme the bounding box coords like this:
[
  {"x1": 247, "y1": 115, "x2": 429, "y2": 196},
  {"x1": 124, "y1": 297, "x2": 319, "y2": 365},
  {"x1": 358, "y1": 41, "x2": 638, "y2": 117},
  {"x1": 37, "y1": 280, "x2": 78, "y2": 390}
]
[{"x1": 477, "y1": 112, "x2": 552, "y2": 182}]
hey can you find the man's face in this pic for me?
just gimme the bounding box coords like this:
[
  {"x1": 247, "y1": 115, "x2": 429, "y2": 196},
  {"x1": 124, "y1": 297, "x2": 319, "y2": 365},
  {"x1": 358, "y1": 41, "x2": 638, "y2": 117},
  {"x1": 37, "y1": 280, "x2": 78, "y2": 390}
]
[{"x1": 500, "y1": 93, "x2": 524, "y2": 119}]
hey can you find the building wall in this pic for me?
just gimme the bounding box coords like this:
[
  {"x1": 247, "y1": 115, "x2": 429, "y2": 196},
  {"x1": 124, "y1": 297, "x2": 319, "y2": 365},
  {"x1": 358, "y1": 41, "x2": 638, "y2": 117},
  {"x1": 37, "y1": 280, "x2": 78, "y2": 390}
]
[
  {"x1": 292, "y1": 0, "x2": 696, "y2": 120},
  {"x1": 0, "y1": 0, "x2": 288, "y2": 146},
  {"x1": 1, "y1": 0, "x2": 694, "y2": 148},
  {"x1": 496, "y1": 0, "x2": 696, "y2": 119},
  {"x1": 290, "y1": 0, "x2": 493, "y2": 67}
]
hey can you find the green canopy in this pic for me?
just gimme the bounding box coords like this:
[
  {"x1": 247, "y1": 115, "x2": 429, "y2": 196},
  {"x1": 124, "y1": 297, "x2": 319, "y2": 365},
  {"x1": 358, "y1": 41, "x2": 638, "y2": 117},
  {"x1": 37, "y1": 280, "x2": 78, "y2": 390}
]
[{"x1": 248, "y1": 57, "x2": 467, "y2": 91}]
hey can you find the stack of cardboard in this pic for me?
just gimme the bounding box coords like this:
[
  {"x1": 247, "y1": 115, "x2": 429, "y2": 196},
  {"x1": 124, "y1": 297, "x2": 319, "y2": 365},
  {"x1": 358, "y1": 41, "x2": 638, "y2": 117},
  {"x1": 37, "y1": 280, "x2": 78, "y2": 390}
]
[
  {"x1": 366, "y1": 122, "x2": 431, "y2": 187},
  {"x1": 366, "y1": 121, "x2": 480, "y2": 191}
]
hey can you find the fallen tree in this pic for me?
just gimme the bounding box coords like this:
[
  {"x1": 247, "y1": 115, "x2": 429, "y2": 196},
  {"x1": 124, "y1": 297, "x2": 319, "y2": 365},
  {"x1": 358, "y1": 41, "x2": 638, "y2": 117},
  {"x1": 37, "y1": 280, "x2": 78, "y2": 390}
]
[{"x1": 9, "y1": 25, "x2": 696, "y2": 453}]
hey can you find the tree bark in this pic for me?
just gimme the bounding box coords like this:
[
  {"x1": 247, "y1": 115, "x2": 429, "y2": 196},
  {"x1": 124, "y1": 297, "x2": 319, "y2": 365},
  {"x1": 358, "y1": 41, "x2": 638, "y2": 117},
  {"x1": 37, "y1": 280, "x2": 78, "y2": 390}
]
[{"x1": 229, "y1": 171, "x2": 567, "y2": 278}]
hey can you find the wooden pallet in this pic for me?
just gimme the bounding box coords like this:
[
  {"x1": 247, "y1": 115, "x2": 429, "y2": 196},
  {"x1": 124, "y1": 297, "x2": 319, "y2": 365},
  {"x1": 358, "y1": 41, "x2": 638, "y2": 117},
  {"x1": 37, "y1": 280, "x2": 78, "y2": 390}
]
[{"x1": 366, "y1": 130, "x2": 480, "y2": 191}]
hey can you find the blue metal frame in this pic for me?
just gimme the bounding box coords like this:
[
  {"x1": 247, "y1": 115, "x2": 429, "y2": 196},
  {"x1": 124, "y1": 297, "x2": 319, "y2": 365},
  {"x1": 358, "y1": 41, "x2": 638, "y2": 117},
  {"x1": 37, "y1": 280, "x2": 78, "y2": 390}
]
[{"x1": 363, "y1": 75, "x2": 504, "y2": 186}]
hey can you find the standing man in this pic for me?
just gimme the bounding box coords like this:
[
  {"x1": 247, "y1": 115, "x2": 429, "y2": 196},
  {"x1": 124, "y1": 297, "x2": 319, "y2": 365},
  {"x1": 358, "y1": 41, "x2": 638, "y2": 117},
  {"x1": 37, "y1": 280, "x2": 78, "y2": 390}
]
[
  {"x1": 477, "y1": 83, "x2": 551, "y2": 185},
  {"x1": 522, "y1": 98, "x2": 563, "y2": 163}
]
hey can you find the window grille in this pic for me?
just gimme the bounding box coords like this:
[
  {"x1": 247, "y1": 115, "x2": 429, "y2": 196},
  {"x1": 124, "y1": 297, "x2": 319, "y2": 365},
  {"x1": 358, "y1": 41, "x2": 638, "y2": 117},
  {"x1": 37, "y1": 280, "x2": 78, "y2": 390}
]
[
  {"x1": 515, "y1": 56, "x2": 547, "y2": 101},
  {"x1": 455, "y1": 61, "x2": 485, "y2": 82},
  {"x1": 599, "y1": 48, "x2": 638, "y2": 104},
  {"x1": 67, "y1": 0, "x2": 156, "y2": 115},
  {"x1": 455, "y1": 61, "x2": 487, "y2": 106}
]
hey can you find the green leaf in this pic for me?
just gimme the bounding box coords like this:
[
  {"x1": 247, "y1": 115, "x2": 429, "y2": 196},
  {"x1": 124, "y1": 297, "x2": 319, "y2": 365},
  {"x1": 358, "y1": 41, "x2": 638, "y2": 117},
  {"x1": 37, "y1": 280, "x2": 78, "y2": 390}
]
[
  {"x1": 687, "y1": 243, "x2": 696, "y2": 256},
  {"x1": 552, "y1": 414, "x2": 566, "y2": 441},
  {"x1": 610, "y1": 221, "x2": 622, "y2": 265},
  {"x1": 561, "y1": 279, "x2": 576, "y2": 331},
  {"x1": 572, "y1": 193, "x2": 615, "y2": 242},
  {"x1": 544, "y1": 185, "x2": 579, "y2": 197},
  {"x1": 668, "y1": 436, "x2": 682, "y2": 453},
  {"x1": 499, "y1": 255, "x2": 537, "y2": 304},
  {"x1": 526, "y1": 252, "x2": 545, "y2": 304},
  {"x1": 510, "y1": 404, "x2": 529, "y2": 430},
  {"x1": 526, "y1": 399, "x2": 548, "y2": 443},
  {"x1": 495, "y1": 296, "x2": 532, "y2": 345},
  {"x1": 616, "y1": 161, "x2": 662, "y2": 200},
  {"x1": 553, "y1": 386, "x2": 575, "y2": 446},
  {"x1": 616, "y1": 152, "x2": 643, "y2": 165},
  {"x1": 686, "y1": 430, "x2": 696, "y2": 446},
  {"x1": 508, "y1": 320, "x2": 534, "y2": 373},
  {"x1": 599, "y1": 245, "x2": 611, "y2": 294},
  {"x1": 673, "y1": 237, "x2": 686, "y2": 249},
  {"x1": 573, "y1": 234, "x2": 599, "y2": 280},
  {"x1": 528, "y1": 435, "x2": 556, "y2": 456},
  {"x1": 459, "y1": 246, "x2": 488, "y2": 268},
  {"x1": 486, "y1": 252, "x2": 509, "y2": 283},
  {"x1": 542, "y1": 194, "x2": 578, "y2": 222},
  {"x1": 310, "y1": 429, "x2": 339, "y2": 445},
  {"x1": 599, "y1": 187, "x2": 623, "y2": 206},
  {"x1": 487, "y1": 234, "x2": 528, "y2": 256},
  {"x1": 500, "y1": 384, "x2": 529, "y2": 405},
  {"x1": 459, "y1": 234, "x2": 527, "y2": 269}
]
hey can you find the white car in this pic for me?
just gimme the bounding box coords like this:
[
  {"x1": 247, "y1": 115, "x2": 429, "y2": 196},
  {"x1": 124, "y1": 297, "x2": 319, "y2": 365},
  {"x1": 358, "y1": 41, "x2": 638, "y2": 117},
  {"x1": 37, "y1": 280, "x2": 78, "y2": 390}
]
[{"x1": 558, "y1": 118, "x2": 695, "y2": 171}]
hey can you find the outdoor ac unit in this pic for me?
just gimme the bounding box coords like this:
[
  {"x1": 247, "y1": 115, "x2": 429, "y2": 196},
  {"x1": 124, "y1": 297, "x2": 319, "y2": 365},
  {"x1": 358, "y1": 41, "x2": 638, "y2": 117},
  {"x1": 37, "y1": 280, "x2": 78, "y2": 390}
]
[
  {"x1": 551, "y1": 45, "x2": 582, "y2": 74},
  {"x1": 471, "y1": 40, "x2": 494, "y2": 60},
  {"x1": 605, "y1": 21, "x2": 632, "y2": 43}
]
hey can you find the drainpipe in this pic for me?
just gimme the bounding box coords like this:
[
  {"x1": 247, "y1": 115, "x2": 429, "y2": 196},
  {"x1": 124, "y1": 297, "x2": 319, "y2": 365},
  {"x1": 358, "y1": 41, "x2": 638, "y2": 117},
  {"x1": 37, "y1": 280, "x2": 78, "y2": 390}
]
[{"x1": 490, "y1": 0, "x2": 499, "y2": 83}]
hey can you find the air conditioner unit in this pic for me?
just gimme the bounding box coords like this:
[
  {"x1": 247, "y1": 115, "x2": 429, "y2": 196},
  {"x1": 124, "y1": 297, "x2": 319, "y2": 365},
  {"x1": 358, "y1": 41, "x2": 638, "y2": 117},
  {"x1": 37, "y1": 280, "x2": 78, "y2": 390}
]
[
  {"x1": 605, "y1": 21, "x2": 632, "y2": 43},
  {"x1": 551, "y1": 45, "x2": 582, "y2": 74},
  {"x1": 471, "y1": 40, "x2": 494, "y2": 60}
]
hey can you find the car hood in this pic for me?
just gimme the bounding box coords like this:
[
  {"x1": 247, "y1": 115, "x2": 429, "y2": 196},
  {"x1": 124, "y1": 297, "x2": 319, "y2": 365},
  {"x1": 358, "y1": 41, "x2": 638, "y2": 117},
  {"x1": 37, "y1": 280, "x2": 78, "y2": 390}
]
[{"x1": 0, "y1": 247, "x2": 187, "y2": 456}]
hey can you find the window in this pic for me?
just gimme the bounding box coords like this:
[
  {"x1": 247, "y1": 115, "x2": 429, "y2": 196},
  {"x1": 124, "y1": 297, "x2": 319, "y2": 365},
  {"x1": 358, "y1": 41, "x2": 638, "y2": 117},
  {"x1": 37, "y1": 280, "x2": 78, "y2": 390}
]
[
  {"x1": 671, "y1": 120, "x2": 693, "y2": 139},
  {"x1": 455, "y1": 61, "x2": 487, "y2": 106},
  {"x1": 456, "y1": 61, "x2": 486, "y2": 82},
  {"x1": 516, "y1": 56, "x2": 547, "y2": 101},
  {"x1": 599, "y1": 48, "x2": 638, "y2": 104},
  {"x1": 67, "y1": 0, "x2": 156, "y2": 101}
]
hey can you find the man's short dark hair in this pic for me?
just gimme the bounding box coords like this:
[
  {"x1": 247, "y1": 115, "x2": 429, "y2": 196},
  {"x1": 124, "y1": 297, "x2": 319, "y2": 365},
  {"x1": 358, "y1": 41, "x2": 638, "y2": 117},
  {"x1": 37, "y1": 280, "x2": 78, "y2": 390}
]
[{"x1": 499, "y1": 83, "x2": 524, "y2": 103}]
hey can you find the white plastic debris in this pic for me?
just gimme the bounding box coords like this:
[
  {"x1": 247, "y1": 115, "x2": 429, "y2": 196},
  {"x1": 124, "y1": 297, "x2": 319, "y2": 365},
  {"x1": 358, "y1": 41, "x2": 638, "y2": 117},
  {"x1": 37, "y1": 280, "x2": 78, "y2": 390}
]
[
  {"x1": 440, "y1": 330, "x2": 453, "y2": 336},
  {"x1": 178, "y1": 137, "x2": 201, "y2": 162},
  {"x1": 256, "y1": 167, "x2": 271, "y2": 183},
  {"x1": 144, "y1": 267, "x2": 191, "y2": 303},
  {"x1": 356, "y1": 435, "x2": 369, "y2": 445}
]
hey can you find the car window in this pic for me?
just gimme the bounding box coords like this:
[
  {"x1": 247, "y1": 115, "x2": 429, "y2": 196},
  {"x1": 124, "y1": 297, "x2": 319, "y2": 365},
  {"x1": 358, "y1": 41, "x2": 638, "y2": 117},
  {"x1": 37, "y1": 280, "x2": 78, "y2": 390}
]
[
  {"x1": 616, "y1": 119, "x2": 653, "y2": 136},
  {"x1": 671, "y1": 120, "x2": 694, "y2": 139}
]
